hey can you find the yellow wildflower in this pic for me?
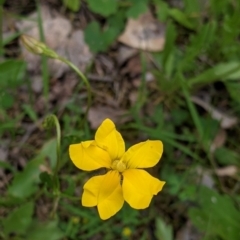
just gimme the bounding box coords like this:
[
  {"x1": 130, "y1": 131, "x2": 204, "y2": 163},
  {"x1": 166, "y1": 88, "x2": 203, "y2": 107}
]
[
  {"x1": 69, "y1": 119, "x2": 165, "y2": 220},
  {"x1": 122, "y1": 227, "x2": 132, "y2": 237}
]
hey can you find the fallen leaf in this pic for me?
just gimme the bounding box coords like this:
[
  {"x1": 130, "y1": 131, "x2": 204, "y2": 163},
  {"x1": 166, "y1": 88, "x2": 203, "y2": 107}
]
[
  {"x1": 215, "y1": 166, "x2": 238, "y2": 177},
  {"x1": 121, "y1": 55, "x2": 142, "y2": 76},
  {"x1": 196, "y1": 167, "x2": 215, "y2": 189},
  {"x1": 66, "y1": 30, "x2": 93, "y2": 72},
  {"x1": 88, "y1": 106, "x2": 129, "y2": 129},
  {"x1": 118, "y1": 11, "x2": 165, "y2": 52},
  {"x1": 117, "y1": 45, "x2": 138, "y2": 65},
  {"x1": 210, "y1": 129, "x2": 226, "y2": 153},
  {"x1": 31, "y1": 75, "x2": 43, "y2": 93},
  {"x1": 191, "y1": 96, "x2": 238, "y2": 129}
]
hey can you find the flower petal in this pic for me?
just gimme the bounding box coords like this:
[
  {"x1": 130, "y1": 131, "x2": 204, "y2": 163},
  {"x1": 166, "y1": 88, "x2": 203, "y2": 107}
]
[
  {"x1": 82, "y1": 175, "x2": 102, "y2": 207},
  {"x1": 82, "y1": 171, "x2": 124, "y2": 220},
  {"x1": 98, "y1": 171, "x2": 124, "y2": 220},
  {"x1": 123, "y1": 140, "x2": 163, "y2": 169},
  {"x1": 122, "y1": 169, "x2": 165, "y2": 209},
  {"x1": 95, "y1": 118, "x2": 125, "y2": 160},
  {"x1": 69, "y1": 140, "x2": 111, "y2": 171}
]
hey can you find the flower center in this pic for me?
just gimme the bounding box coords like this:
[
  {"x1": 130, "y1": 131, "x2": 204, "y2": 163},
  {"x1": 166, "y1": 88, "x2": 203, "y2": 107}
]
[{"x1": 111, "y1": 160, "x2": 126, "y2": 172}]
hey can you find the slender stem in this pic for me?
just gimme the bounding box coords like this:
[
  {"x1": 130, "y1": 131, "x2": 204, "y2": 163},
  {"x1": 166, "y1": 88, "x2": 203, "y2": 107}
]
[
  {"x1": 60, "y1": 193, "x2": 80, "y2": 201},
  {"x1": 180, "y1": 73, "x2": 203, "y2": 139},
  {"x1": 59, "y1": 57, "x2": 92, "y2": 124},
  {"x1": 51, "y1": 114, "x2": 61, "y2": 180},
  {"x1": 50, "y1": 196, "x2": 60, "y2": 219},
  {"x1": 43, "y1": 114, "x2": 61, "y2": 218}
]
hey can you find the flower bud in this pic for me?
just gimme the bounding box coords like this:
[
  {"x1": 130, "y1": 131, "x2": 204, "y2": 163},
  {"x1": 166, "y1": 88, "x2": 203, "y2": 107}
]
[
  {"x1": 42, "y1": 114, "x2": 55, "y2": 129},
  {"x1": 20, "y1": 34, "x2": 59, "y2": 59}
]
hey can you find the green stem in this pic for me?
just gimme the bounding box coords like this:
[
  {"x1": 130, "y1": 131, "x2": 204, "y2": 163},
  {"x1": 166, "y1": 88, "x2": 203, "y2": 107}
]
[
  {"x1": 59, "y1": 57, "x2": 92, "y2": 125},
  {"x1": 179, "y1": 73, "x2": 203, "y2": 140},
  {"x1": 50, "y1": 196, "x2": 60, "y2": 219},
  {"x1": 60, "y1": 193, "x2": 80, "y2": 201},
  {"x1": 43, "y1": 114, "x2": 61, "y2": 218},
  {"x1": 51, "y1": 114, "x2": 61, "y2": 181}
]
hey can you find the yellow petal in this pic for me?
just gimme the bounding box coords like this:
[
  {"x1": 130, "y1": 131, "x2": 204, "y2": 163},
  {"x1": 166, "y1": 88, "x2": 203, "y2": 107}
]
[
  {"x1": 95, "y1": 119, "x2": 125, "y2": 160},
  {"x1": 69, "y1": 140, "x2": 111, "y2": 171},
  {"x1": 82, "y1": 176, "x2": 100, "y2": 207},
  {"x1": 122, "y1": 169, "x2": 165, "y2": 209},
  {"x1": 123, "y1": 140, "x2": 163, "y2": 169},
  {"x1": 82, "y1": 171, "x2": 124, "y2": 220},
  {"x1": 82, "y1": 175, "x2": 103, "y2": 207},
  {"x1": 98, "y1": 171, "x2": 124, "y2": 220}
]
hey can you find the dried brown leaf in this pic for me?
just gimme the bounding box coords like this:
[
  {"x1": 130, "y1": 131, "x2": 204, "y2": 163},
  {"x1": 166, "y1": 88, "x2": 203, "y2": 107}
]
[
  {"x1": 215, "y1": 165, "x2": 238, "y2": 177},
  {"x1": 88, "y1": 106, "x2": 129, "y2": 129},
  {"x1": 210, "y1": 129, "x2": 227, "y2": 153},
  {"x1": 66, "y1": 30, "x2": 93, "y2": 72},
  {"x1": 118, "y1": 12, "x2": 165, "y2": 52},
  {"x1": 191, "y1": 96, "x2": 238, "y2": 129}
]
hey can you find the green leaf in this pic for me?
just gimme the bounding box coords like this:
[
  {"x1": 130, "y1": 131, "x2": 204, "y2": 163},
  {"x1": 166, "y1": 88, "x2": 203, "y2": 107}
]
[
  {"x1": 189, "y1": 187, "x2": 240, "y2": 240},
  {"x1": 171, "y1": 109, "x2": 189, "y2": 126},
  {"x1": 183, "y1": 0, "x2": 200, "y2": 15},
  {"x1": 155, "y1": 217, "x2": 173, "y2": 240},
  {"x1": 84, "y1": 15, "x2": 124, "y2": 53},
  {"x1": 26, "y1": 221, "x2": 64, "y2": 240},
  {"x1": 8, "y1": 158, "x2": 44, "y2": 198},
  {"x1": 104, "y1": 10, "x2": 125, "y2": 44},
  {"x1": 168, "y1": 8, "x2": 195, "y2": 30},
  {"x1": 87, "y1": 0, "x2": 118, "y2": 17},
  {"x1": 62, "y1": 0, "x2": 81, "y2": 12},
  {"x1": 40, "y1": 172, "x2": 54, "y2": 188},
  {"x1": 40, "y1": 139, "x2": 57, "y2": 168},
  {"x1": 189, "y1": 62, "x2": 240, "y2": 87},
  {"x1": 0, "y1": 161, "x2": 16, "y2": 173},
  {"x1": 3, "y1": 202, "x2": 34, "y2": 235},
  {"x1": 162, "y1": 21, "x2": 177, "y2": 69},
  {"x1": 225, "y1": 81, "x2": 240, "y2": 103},
  {"x1": 154, "y1": 0, "x2": 169, "y2": 21},
  {"x1": 126, "y1": 1, "x2": 148, "y2": 18},
  {"x1": 0, "y1": 60, "x2": 26, "y2": 88},
  {"x1": 84, "y1": 21, "x2": 108, "y2": 53},
  {"x1": 62, "y1": 176, "x2": 76, "y2": 196},
  {"x1": 179, "y1": 21, "x2": 217, "y2": 71},
  {"x1": 22, "y1": 104, "x2": 38, "y2": 122},
  {"x1": 161, "y1": 167, "x2": 182, "y2": 195},
  {"x1": 215, "y1": 147, "x2": 239, "y2": 166},
  {"x1": 0, "y1": 92, "x2": 14, "y2": 109},
  {"x1": 214, "y1": 62, "x2": 240, "y2": 80},
  {"x1": 201, "y1": 118, "x2": 219, "y2": 148}
]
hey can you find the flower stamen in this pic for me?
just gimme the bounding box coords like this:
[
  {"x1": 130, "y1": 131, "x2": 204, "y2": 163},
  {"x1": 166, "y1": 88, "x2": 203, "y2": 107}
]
[{"x1": 111, "y1": 160, "x2": 126, "y2": 172}]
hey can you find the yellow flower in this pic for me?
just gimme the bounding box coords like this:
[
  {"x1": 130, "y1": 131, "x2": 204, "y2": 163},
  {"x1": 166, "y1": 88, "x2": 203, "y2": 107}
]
[
  {"x1": 69, "y1": 119, "x2": 165, "y2": 220},
  {"x1": 122, "y1": 227, "x2": 132, "y2": 237}
]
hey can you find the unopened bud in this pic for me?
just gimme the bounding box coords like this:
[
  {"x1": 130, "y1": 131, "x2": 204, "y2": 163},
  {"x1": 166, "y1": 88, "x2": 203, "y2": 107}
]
[
  {"x1": 42, "y1": 114, "x2": 55, "y2": 129},
  {"x1": 20, "y1": 34, "x2": 59, "y2": 59}
]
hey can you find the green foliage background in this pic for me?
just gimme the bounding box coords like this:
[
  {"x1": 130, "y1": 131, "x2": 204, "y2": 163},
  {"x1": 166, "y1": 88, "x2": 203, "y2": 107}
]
[{"x1": 1, "y1": 0, "x2": 240, "y2": 239}]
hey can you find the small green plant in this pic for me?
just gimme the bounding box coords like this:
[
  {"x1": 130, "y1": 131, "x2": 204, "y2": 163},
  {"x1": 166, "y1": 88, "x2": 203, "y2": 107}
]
[{"x1": 62, "y1": 0, "x2": 81, "y2": 12}]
